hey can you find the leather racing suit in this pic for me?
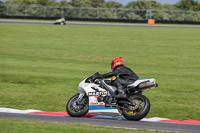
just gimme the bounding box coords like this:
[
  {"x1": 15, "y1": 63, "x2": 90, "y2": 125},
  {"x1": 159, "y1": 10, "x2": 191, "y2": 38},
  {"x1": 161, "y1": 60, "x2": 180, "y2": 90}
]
[{"x1": 97, "y1": 65, "x2": 139, "y2": 94}]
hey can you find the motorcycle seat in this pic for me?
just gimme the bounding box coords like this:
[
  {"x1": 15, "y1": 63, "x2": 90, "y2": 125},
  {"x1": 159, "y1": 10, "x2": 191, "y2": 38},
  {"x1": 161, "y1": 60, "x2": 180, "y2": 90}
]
[{"x1": 127, "y1": 78, "x2": 156, "y2": 88}]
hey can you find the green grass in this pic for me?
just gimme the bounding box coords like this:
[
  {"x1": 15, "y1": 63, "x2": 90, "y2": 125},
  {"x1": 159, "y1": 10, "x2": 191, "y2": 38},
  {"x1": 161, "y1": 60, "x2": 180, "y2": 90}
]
[
  {"x1": 0, "y1": 23, "x2": 200, "y2": 122},
  {"x1": 0, "y1": 118, "x2": 185, "y2": 133}
]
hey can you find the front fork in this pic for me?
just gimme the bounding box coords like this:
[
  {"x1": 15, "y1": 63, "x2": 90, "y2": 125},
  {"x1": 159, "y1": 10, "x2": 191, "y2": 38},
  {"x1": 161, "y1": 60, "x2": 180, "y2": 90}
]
[
  {"x1": 72, "y1": 93, "x2": 86, "y2": 112},
  {"x1": 75, "y1": 93, "x2": 85, "y2": 104}
]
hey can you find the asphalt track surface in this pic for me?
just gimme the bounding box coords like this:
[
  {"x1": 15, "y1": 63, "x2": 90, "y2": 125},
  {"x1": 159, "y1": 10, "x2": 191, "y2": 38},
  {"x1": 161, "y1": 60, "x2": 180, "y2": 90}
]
[
  {"x1": 1, "y1": 20, "x2": 200, "y2": 28},
  {"x1": 0, "y1": 112, "x2": 200, "y2": 133}
]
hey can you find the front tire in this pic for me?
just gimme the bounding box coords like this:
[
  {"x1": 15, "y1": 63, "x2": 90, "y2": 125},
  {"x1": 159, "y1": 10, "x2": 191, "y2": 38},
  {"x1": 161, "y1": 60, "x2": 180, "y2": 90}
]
[
  {"x1": 66, "y1": 93, "x2": 88, "y2": 117},
  {"x1": 122, "y1": 95, "x2": 150, "y2": 121}
]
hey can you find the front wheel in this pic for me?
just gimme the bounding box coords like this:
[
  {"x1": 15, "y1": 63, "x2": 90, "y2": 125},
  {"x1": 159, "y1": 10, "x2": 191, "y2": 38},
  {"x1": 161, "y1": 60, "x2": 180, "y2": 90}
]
[
  {"x1": 122, "y1": 95, "x2": 150, "y2": 121},
  {"x1": 66, "y1": 93, "x2": 89, "y2": 117}
]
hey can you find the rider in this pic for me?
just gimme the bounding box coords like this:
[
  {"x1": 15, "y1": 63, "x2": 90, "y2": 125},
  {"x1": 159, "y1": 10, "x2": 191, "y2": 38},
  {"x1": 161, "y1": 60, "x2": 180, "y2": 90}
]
[{"x1": 94, "y1": 57, "x2": 139, "y2": 98}]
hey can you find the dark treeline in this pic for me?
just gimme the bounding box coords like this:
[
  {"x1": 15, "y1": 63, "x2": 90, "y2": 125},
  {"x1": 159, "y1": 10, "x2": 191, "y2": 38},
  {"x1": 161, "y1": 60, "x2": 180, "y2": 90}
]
[{"x1": 1, "y1": 0, "x2": 200, "y2": 11}]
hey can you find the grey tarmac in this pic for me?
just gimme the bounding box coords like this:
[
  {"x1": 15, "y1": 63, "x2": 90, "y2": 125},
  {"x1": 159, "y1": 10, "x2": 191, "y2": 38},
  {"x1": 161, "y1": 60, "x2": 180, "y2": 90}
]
[
  {"x1": 0, "y1": 112, "x2": 200, "y2": 133},
  {"x1": 0, "y1": 20, "x2": 200, "y2": 28}
]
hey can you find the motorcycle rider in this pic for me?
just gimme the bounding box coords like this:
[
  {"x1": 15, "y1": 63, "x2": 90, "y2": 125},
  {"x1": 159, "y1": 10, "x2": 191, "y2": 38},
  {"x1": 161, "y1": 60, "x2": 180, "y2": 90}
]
[{"x1": 94, "y1": 57, "x2": 139, "y2": 98}]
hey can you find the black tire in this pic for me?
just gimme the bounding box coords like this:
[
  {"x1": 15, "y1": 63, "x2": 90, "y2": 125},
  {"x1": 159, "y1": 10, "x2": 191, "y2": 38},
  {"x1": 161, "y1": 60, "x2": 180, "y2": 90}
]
[
  {"x1": 66, "y1": 93, "x2": 88, "y2": 117},
  {"x1": 122, "y1": 95, "x2": 150, "y2": 121}
]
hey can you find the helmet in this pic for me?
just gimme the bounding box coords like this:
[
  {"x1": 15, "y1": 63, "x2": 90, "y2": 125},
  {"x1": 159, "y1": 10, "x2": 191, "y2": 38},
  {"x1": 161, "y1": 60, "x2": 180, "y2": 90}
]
[{"x1": 111, "y1": 57, "x2": 124, "y2": 70}]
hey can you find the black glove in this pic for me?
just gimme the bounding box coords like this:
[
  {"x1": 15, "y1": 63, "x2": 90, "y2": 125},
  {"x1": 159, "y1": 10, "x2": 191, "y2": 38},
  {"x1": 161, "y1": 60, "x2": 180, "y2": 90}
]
[
  {"x1": 93, "y1": 75, "x2": 103, "y2": 84},
  {"x1": 93, "y1": 75, "x2": 102, "y2": 80}
]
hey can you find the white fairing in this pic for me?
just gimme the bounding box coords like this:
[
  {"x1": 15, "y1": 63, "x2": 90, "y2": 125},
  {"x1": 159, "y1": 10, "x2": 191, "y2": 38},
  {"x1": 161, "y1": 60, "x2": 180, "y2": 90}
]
[
  {"x1": 77, "y1": 78, "x2": 157, "y2": 115},
  {"x1": 78, "y1": 78, "x2": 120, "y2": 115}
]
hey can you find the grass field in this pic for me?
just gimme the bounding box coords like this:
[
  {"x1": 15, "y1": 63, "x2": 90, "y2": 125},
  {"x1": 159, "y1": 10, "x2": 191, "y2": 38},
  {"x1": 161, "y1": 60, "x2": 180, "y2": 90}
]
[{"x1": 0, "y1": 22, "x2": 200, "y2": 124}]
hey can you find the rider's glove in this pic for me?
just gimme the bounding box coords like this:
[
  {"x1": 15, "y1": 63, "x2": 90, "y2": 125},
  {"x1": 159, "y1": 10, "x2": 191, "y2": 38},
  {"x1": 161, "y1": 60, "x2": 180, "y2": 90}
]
[
  {"x1": 93, "y1": 75, "x2": 103, "y2": 80},
  {"x1": 92, "y1": 75, "x2": 102, "y2": 84}
]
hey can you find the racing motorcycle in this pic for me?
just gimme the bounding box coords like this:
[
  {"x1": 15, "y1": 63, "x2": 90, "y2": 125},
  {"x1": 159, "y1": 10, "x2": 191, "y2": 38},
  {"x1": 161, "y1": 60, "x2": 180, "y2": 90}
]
[{"x1": 66, "y1": 72, "x2": 158, "y2": 121}]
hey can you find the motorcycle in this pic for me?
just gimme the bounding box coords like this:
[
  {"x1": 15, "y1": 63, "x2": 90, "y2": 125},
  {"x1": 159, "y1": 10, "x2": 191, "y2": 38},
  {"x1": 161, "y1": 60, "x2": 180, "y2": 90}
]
[
  {"x1": 66, "y1": 72, "x2": 158, "y2": 121},
  {"x1": 53, "y1": 18, "x2": 66, "y2": 25}
]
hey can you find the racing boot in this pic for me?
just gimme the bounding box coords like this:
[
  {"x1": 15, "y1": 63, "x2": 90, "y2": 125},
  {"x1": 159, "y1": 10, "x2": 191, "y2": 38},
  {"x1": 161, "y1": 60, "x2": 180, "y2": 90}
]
[{"x1": 115, "y1": 88, "x2": 127, "y2": 98}]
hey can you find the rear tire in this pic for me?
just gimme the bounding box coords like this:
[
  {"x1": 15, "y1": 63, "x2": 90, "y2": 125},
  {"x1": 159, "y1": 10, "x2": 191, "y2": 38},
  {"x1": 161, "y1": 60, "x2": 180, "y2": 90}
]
[
  {"x1": 66, "y1": 93, "x2": 88, "y2": 117},
  {"x1": 122, "y1": 95, "x2": 150, "y2": 121}
]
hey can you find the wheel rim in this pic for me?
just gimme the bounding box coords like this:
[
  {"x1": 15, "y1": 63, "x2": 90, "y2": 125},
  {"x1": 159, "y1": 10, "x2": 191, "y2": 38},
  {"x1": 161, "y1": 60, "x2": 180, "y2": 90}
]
[
  {"x1": 69, "y1": 95, "x2": 88, "y2": 113},
  {"x1": 124, "y1": 96, "x2": 145, "y2": 116}
]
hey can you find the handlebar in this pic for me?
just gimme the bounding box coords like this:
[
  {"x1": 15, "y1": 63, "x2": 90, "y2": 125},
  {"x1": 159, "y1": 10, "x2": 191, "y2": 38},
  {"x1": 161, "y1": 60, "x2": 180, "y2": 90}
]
[{"x1": 85, "y1": 72, "x2": 100, "y2": 83}]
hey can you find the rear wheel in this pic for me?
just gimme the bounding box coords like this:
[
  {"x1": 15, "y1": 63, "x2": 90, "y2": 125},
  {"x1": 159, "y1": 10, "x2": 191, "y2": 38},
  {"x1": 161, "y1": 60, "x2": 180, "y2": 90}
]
[
  {"x1": 66, "y1": 93, "x2": 89, "y2": 117},
  {"x1": 122, "y1": 95, "x2": 150, "y2": 121}
]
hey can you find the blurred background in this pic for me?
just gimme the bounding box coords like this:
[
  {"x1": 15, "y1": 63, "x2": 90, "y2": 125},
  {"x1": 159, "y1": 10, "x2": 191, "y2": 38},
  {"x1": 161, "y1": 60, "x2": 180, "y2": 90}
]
[{"x1": 0, "y1": 0, "x2": 200, "y2": 24}]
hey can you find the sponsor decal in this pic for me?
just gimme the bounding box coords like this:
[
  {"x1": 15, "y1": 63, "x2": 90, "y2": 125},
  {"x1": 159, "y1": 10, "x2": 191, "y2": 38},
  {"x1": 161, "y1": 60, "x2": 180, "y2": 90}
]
[
  {"x1": 88, "y1": 91, "x2": 109, "y2": 96},
  {"x1": 90, "y1": 103, "x2": 99, "y2": 105},
  {"x1": 90, "y1": 102, "x2": 104, "y2": 105}
]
